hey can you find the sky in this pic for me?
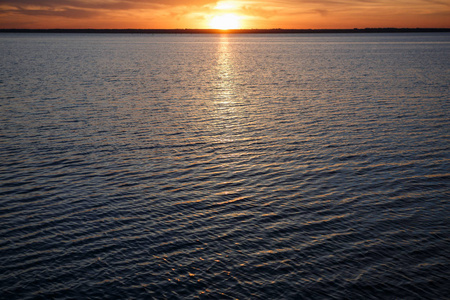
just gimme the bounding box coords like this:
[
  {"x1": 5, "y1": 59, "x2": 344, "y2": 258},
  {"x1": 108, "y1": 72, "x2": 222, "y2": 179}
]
[{"x1": 0, "y1": 0, "x2": 449, "y2": 29}]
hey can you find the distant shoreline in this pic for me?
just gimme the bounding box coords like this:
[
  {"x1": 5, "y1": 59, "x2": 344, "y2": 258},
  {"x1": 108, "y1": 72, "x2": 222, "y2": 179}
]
[{"x1": 1, "y1": 28, "x2": 449, "y2": 34}]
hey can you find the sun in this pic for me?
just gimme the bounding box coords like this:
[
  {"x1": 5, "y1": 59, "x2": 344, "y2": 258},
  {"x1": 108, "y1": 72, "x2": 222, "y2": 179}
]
[{"x1": 209, "y1": 14, "x2": 241, "y2": 30}]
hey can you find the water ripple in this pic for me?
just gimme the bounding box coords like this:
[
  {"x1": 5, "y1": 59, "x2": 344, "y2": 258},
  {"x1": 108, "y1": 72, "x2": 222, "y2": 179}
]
[{"x1": 1, "y1": 33, "x2": 449, "y2": 299}]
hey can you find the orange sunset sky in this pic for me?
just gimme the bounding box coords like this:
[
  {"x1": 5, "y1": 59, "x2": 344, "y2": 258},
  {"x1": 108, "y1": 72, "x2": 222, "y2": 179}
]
[{"x1": 1, "y1": 0, "x2": 449, "y2": 29}]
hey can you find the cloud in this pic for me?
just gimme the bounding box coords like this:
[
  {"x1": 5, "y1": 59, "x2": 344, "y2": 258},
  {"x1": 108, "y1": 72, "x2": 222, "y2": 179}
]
[
  {"x1": 313, "y1": 9, "x2": 329, "y2": 16},
  {"x1": 0, "y1": 0, "x2": 218, "y2": 24},
  {"x1": 241, "y1": 5, "x2": 279, "y2": 19},
  {"x1": 0, "y1": 0, "x2": 217, "y2": 10},
  {"x1": 424, "y1": 0, "x2": 450, "y2": 6},
  {"x1": 17, "y1": 8, "x2": 99, "y2": 18}
]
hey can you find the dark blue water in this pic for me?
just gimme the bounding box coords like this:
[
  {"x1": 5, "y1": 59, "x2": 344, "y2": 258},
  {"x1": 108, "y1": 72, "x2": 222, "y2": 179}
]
[{"x1": 1, "y1": 33, "x2": 449, "y2": 299}]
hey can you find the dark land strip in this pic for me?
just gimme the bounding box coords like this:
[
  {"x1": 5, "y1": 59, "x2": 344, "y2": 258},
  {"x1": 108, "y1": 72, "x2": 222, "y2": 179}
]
[{"x1": 1, "y1": 28, "x2": 450, "y2": 34}]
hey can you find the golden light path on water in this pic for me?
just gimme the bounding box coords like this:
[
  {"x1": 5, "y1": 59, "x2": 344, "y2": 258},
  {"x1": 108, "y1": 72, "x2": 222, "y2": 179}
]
[{"x1": 210, "y1": 35, "x2": 243, "y2": 144}]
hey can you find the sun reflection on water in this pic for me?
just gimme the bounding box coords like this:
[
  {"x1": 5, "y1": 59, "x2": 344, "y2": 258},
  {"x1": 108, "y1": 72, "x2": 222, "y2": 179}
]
[
  {"x1": 216, "y1": 35, "x2": 234, "y2": 103},
  {"x1": 210, "y1": 35, "x2": 246, "y2": 144}
]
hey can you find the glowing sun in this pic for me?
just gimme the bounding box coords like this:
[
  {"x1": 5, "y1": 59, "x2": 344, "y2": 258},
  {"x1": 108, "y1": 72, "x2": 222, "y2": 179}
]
[{"x1": 209, "y1": 14, "x2": 241, "y2": 30}]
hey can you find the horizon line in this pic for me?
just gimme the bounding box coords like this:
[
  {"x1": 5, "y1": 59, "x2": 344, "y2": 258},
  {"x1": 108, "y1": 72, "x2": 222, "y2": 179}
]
[{"x1": 1, "y1": 28, "x2": 450, "y2": 34}]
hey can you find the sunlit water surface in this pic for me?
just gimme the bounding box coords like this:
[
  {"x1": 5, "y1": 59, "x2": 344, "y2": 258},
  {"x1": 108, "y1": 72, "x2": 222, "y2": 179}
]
[{"x1": 1, "y1": 33, "x2": 449, "y2": 299}]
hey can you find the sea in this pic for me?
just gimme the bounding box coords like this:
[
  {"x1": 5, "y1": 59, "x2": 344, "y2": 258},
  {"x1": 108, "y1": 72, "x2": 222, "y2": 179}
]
[{"x1": 0, "y1": 32, "x2": 449, "y2": 299}]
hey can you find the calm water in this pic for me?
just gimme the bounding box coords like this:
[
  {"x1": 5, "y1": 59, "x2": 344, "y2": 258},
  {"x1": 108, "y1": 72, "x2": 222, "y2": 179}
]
[{"x1": 1, "y1": 33, "x2": 449, "y2": 299}]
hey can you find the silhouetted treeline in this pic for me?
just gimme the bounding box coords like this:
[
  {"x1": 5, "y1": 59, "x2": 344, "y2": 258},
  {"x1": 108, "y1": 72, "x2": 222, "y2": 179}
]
[{"x1": 1, "y1": 28, "x2": 449, "y2": 34}]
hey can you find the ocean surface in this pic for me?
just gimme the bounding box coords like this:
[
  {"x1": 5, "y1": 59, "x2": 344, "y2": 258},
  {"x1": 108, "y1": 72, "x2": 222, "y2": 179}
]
[{"x1": 0, "y1": 33, "x2": 449, "y2": 299}]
